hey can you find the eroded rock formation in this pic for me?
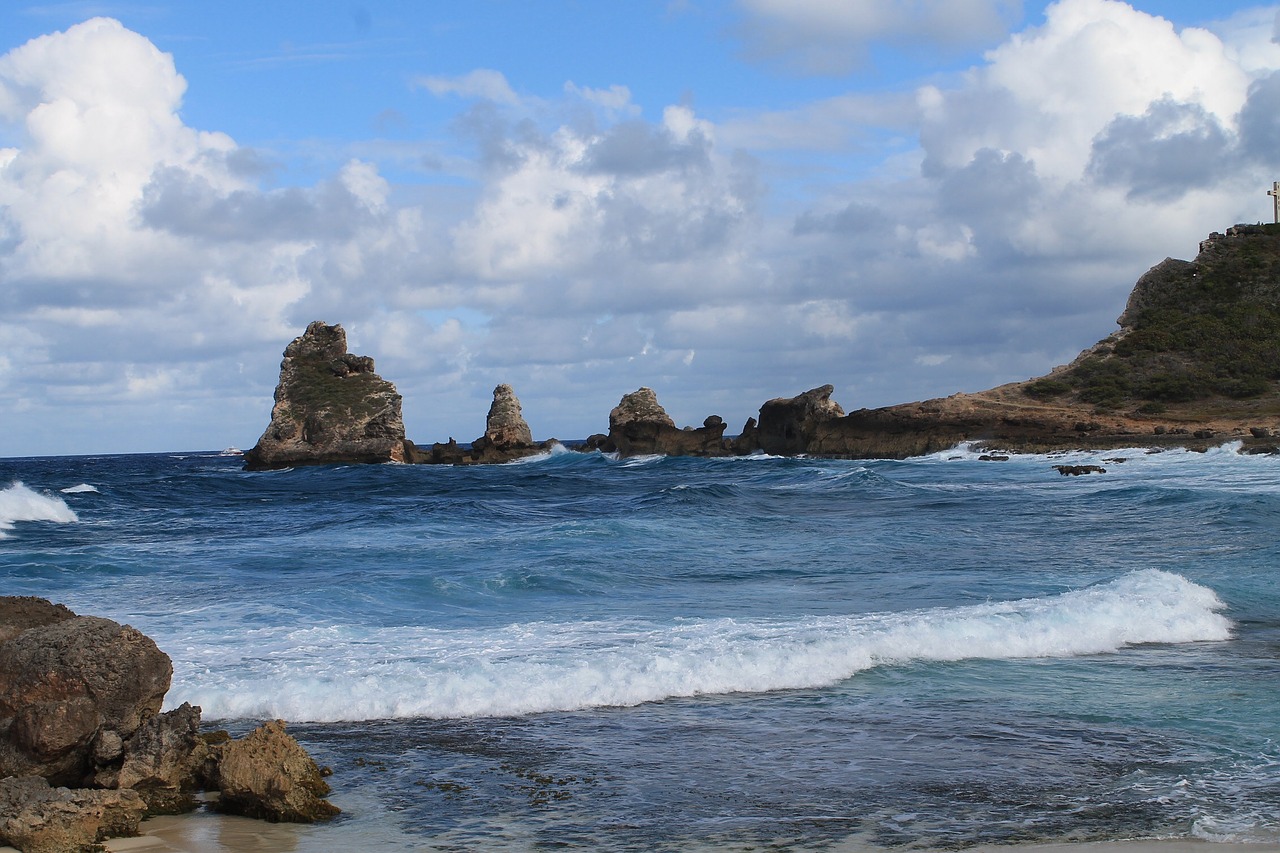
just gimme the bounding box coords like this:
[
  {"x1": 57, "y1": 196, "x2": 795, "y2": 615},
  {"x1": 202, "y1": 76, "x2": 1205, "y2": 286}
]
[
  {"x1": 0, "y1": 776, "x2": 146, "y2": 853},
  {"x1": 589, "y1": 388, "x2": 731, "y2": 457},
  {"x1": 746, "y1": 385, "x2": 846, "y2": 456},
  {"x1": 0, "y1": 597, "x2": 339, "y2": 852},
  {"x1": 421, "y1": 383, "x2": 555, "y2": 464},
  {"x1": 248, "y1": 222, "x2": 1280, "y2": 467},
  {"x1": 212, "y1": 719, "x2": 340, "y2": 823},
  {"x1": 244, "y1": 321, "x2": 413, "y2": 470}
]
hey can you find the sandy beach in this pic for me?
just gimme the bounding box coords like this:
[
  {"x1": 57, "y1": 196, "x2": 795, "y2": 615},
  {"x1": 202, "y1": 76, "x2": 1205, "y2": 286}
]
[{"x1": 21, "y1": 811, "x2": 1272, "y2": 853}]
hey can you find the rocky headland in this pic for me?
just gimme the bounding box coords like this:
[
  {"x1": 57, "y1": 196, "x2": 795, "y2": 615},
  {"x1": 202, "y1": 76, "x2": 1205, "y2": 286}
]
[
  {"x1": 0, "y1": 596, "x2": 337, "y2": 853},
  {"x1": 245, "y1": 224, "x2": 1280, "y2": 467}
]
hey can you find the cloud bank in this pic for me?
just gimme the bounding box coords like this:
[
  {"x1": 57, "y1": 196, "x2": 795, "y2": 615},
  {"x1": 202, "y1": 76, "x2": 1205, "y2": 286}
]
[{"x1": 2, "y1": 2, "x2": 1279, "y2": 455}]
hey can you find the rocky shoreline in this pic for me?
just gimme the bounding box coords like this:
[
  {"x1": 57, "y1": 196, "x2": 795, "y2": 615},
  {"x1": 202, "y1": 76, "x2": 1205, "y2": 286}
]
[
  {"x1": 243, "y1": 225, "x2": 1280, "y2": 470},
  {"x1": 0, "y1": 597, "x2": 337, "y2": 853}
]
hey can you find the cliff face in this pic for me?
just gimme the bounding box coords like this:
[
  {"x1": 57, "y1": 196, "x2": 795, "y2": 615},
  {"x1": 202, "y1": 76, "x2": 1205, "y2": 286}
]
[
  {"x1": 243, "y1": 322, "x2": 412, "y2": 470},
  {"x1": 802, "y1": 224, "x2": 1280, "y2": 457}
]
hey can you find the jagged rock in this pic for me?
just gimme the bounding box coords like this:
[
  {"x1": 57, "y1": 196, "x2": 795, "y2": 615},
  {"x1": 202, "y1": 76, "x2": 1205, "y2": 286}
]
[
  {"x1": 0, "y1": 597, "x2": 75, "y2": 646},
  {"x1": 244, "y1": 321, "x2": 414, "y2": 470},
  {"x1": 1053, "y1": 465, "x2": 1107, "y2": 476},
  {"x1": 754, "y1": 386, "x2": 845, "y2": 455},
  {"x1": 212, "y1": 719, "x2": 339, "y2": 823},
  {"x1": 483, "y1": 384, "x2": 534, "y2": 447},
  {"x1": 0, "y1": 607, "x2": 172, "y2": 786},
  {"x1": 604, "y1": 388, "x2": 730, "y2": 457},
  {"x1": 0, "y1": 598, "x2": 338, "y2": 848},
  {"x1": 108, "y1": 702, "x2": 206, "y2": 814},
  {"x1": 464, "y1": 385, "x2": 556, "y2": 464},
  {"x1": 0, "y1": 775, "x2": 145, "y2": 853}
]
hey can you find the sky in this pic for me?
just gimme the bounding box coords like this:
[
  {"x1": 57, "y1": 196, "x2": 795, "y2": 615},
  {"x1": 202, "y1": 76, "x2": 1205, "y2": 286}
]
[{"x1": 3, "y1": 0, "x2": 1280, "y2": 456}]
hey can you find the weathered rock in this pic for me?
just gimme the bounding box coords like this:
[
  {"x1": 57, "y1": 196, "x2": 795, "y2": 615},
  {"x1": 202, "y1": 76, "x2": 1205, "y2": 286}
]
[
  {"x1": 1116, "y1": 257, "x2": 1196, "y2": 327},
  {"x1": 213, "y1": 719, "x2": 340, "y2": 823},
  {"x1": 108, "y1": 702, "x2": 206, "y2": 814},
  {"x1": 754, "y1": 386, "x2": 845, "y2": 455},
  {"x1": 463, "y1": 384, "x2": 557, "y2": 464},
  {"x1": 244, "y1": 321, "x2": 414, "y2": 470},
  {"x1": 604, "y1": 388, "x2": 731, "y2": 457},
  {"x1": 0, "y1": 612, "x2": 172, "y2": 786},
  {"x1": 1053, "y1": 465, "x2": 1107, "y2": 476},
  {"x1": 0, "y1": 596, "x2": 76, "y2": 646},
  {"x1": 0, "y1": 775, "x2": 146, "y2": 853},
  {"x1": 483, "y1": 384, "x2": 534, "y2": 447}
]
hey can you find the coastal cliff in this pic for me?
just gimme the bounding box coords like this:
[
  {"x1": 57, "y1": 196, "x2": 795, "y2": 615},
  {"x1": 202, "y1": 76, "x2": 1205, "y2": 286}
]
[{"x1": 802, "y1": 224, "x2": 1280, "y2": 457}]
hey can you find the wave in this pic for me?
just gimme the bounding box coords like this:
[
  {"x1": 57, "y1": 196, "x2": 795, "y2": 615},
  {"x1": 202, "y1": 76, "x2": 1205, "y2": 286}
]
[
  {"x1": 170, "y1": 569, "x2": 1230, "y2": 722},
  {"x1": 0, "y1": 482, "x2": 80, "y2": 538},
  {"x1": 60, "y1": 483, "x2": 100, "y2": 494}
]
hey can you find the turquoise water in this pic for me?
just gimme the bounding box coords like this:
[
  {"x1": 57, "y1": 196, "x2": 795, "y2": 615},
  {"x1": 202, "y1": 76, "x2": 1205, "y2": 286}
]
[{"x1": 1, "y1": 443, "x2": 1277, "y2": 850}]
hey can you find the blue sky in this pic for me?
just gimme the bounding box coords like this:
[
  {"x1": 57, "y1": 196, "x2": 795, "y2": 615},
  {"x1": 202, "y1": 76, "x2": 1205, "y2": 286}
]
[{"x1": 2, "y1": 1, "x2": 1278, "y2": 455}]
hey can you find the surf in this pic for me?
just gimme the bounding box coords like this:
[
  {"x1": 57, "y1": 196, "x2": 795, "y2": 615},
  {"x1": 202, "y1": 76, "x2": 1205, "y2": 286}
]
[
  {"x1": 171, "y1": 569, "x2": 1229, "y2": 722},
  {"x1": 0, "y1": 481, "x2": 79, "y2": 538}
]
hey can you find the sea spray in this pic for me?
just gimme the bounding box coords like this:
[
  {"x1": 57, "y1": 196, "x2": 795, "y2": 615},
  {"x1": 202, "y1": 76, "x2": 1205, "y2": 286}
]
[
  {"x1": 0, "y1": 481, "x2": 79, "y2": 538},
  {"x1": 172, "y1": 569, "x2": 1229, "y2": 721}
]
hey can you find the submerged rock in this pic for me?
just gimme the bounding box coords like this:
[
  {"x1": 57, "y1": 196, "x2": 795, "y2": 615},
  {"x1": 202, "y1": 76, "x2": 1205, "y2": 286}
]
[
  {"x1": 1053, "y1": 465, "x2": 1107, "y2": 476},
  {"x1": 244, "y1": 321, "x2": 414, "y2": 470}
]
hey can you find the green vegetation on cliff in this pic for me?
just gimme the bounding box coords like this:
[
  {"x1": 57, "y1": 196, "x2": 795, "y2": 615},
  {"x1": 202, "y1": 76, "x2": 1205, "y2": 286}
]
[{"x1": 1026, "y1": 224, "x2": 1280, "y2": 411}]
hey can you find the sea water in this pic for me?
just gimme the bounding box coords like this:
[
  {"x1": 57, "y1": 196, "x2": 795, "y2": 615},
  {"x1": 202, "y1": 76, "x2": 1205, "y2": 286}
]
[{"x1": 1, "y1": 444, "x2": 1278, "y2": 850}]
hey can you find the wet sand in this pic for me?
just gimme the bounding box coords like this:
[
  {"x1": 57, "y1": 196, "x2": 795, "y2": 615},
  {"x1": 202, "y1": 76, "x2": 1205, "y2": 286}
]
[
  {"x1": 78, "y1": 812, "x2": 1280, "y2": 853},
  {"x1": 6, "y1": 811, "x2": 1279, "y2": 853}
]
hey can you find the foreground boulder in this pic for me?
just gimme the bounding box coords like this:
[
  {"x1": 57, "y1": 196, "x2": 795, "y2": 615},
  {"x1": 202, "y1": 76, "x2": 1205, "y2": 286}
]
[
  {"x1": 0, "y1": 597, "x2": 338, "y2": 851},
  {"x1": 244, "y1": 321, "x2": 414, "y2": 470},
  {"x1": 105, "y1": 702, "x2": 206, "y2": 814},
  {"x1": 0, "y1": 776, "x2": 145, "y2": 853},
  {"x1": 212, "y1": 720, "x2": 339, "y2": 823},
  {"x1": 0, "y1": 609, "x2": 171, "y2": 786}
]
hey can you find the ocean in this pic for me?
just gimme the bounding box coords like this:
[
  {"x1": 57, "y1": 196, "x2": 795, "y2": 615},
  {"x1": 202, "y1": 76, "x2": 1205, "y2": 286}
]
[{"x1": 0, "y1": 443, "x2": 1277, "y2": 851}]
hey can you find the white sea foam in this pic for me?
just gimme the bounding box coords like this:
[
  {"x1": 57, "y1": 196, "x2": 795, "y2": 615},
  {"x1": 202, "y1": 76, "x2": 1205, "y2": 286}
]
[
  {"x1": 60, "y1": 483, "x2": 100, "y2": 494},
  {"x1": 169, "y1": 569, "x2": 1230, "y2": 722},
  {"x1": 0, "y1": 482, "x2": 79, "y2": 539},
  {"x1": 506, "y1": 441, "x2": 571, "y2": 464}
]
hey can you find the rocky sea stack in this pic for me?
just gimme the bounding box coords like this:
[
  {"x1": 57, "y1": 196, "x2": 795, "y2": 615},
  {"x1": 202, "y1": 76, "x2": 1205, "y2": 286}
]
[
  {"x1": 245, "y1": 225, "x2": 1280, "y2": 466},
  {"x1": 419, "y1": 383, "x2": 557, "y2": 464},
  {"x1": 0, "y1": 597, "x2": 338, "y2": 852},
  {"x1": 244, "y1": 321, "x2": 413, "y2": 470}
]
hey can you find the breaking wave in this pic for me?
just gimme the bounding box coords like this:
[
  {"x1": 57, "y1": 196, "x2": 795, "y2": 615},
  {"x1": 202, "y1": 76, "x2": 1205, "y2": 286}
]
[
  {"x1": 0, "y1": 482, "x2": 79, "y2": 539},
  {"x1": 172, "y1": 569, "x2": 1229, "y2": 722}
]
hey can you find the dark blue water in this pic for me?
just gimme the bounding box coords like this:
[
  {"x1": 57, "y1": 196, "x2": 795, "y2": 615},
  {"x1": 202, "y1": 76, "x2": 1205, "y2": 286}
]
[{"x1": 1, "y1": 443, "x2": 1278, "y2": 850}]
